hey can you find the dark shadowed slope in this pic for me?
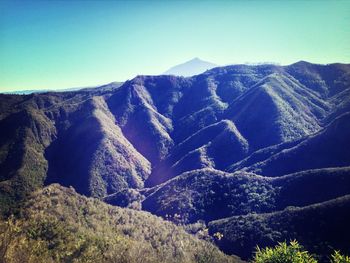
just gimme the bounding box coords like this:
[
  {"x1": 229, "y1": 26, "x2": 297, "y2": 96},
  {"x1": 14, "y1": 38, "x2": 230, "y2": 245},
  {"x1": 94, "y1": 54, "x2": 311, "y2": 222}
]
[
  {"x1": 171, "y1": 75, "x2": 229, "y2": 143},
  {"x1": 106, "y1": 76, "x2": 188, "y2": 164},
  {"x1": 147, "y1": 120, "x2": 249, "y2": 186},
  {"x1": 272, "y1": 167, "x2": 350, "y2": 209},
  {"x1": 228, "y1": 112, "x2": 350, "y2": 176},
  {"x1": 0, "y1": 101, "x2": 56, "y2": 214},
  {"x1": 142, "y1": 167, "x2": 350, "y2": 224},
  {"x1": 143, "y1": 169, "x2": 276, "y2": 223},
  {"x1": 209, "y1": 195, "x2": 350, "y2": 261}
]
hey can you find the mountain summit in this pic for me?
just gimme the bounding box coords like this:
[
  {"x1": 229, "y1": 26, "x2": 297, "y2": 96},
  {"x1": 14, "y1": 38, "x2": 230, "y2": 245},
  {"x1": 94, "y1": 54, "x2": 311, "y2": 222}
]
[{"x1": 163, "y1": 57, "x2": 217, "y2": 76}]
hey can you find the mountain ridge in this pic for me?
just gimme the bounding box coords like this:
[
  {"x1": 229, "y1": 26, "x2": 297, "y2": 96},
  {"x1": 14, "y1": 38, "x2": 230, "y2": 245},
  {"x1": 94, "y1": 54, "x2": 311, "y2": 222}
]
[{"x1": 1, "y1": 61, "x2": 350, "y2": 260}]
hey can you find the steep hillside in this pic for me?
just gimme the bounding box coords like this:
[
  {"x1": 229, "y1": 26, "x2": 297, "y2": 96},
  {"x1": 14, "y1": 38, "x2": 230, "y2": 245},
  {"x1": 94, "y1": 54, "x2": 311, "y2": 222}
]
[
  {"x1": 229, "y1": 112, "x2": 350, "y2": 176},
  {"x1": 45, "y1": 96, "x2": 151, "y2": 198},
  {"x1": 0, "y1": 87, "x2": 152, "y2": 213},
  {"x1": 1, "y1": 62, "x2": 350, "y2": 261},
  {"x1": 225, "y1": 73, "x2": 326, "y2": 150},
  {"x1": 147, "y1": 120, "x2": 249, "y2": 185},
  {"x1": 142, "y1": 167, "x2": 350, "y2": 224},
  {"x1": 1, "y1": 63, "x2": 350, "y2": 199},
  {"x1": 273, "y1": 167, "x2": 350, "y2": 208},
  {"x1": 208, "y1": 195, "x2": 350, "y2": 261},
  {"x1": 286, "y1": 61, "x2": 350, "y2": 98},
  {"x1": 0, "y1": 184, "x2": 240, "y2": 263},
  {"x1": 143, "y1": 169, "x2": 276, "y2": 223},
  {"x1": 171, "y1": 76, "x2": 228, "y2": 143},
  {"x1": 0, "y1": 102, "x2": 56, "y2": 214},
  {"x1": 106, "y1": 77, "x2": 183, "y2": 164}
]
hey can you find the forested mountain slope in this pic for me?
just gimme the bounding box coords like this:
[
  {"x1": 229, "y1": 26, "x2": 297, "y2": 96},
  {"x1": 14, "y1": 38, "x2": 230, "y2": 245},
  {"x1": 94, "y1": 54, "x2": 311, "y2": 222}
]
[
  {"x1": 1, "y1": 62, "x2": 350, "y2": 261},
  {"x1": 0, "y1": 184, "x2": 239, "y2": 263}
]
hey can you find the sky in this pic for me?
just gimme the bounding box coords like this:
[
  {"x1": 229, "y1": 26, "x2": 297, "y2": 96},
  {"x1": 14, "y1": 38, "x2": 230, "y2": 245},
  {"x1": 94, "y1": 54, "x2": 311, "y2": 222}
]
[{"x1": 1, "y1": 0, "x2": 350, "y2": 92}]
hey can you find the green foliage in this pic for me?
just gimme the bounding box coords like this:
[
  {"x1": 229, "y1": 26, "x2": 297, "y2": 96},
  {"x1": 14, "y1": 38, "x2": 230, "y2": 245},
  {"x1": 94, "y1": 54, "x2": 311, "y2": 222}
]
[
  {"x1": 253, "y1": 240, "x2": 317, "y2": 263},
  {"x1": 252, "y1": 241, "x2": 350, "y2": 263},
  {"x1": 331, "y1": 251, "x2": 350, "y2": 263},
  {"x1": 0, "y1": 184, "x2": 237, "y2": 263}
]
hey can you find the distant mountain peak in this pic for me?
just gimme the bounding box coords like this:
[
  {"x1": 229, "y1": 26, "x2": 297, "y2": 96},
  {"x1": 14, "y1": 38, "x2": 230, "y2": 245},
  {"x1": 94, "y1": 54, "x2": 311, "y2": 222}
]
[
  {"x1": 190, "y1": 57, "x2": 201, "y2": 62},
  {"x1": 163, "y1": 57, "x2": 218, "y2": 77}
]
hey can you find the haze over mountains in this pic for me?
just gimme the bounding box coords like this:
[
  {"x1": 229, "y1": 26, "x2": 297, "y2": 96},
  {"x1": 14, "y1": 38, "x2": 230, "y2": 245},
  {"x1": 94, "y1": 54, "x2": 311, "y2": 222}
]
[
  {"x1": 2, "y1": 58, "x2": 216, "y2": 95},
  {"x1": 1, "y1": 61, "x2": 350, "y2": 261}
]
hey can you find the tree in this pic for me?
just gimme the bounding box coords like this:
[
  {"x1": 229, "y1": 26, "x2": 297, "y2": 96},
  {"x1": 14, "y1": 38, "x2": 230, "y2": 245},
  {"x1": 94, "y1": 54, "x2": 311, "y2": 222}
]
[{"x1": 253, "y1": 240, "x2": 317, "y2": 263}]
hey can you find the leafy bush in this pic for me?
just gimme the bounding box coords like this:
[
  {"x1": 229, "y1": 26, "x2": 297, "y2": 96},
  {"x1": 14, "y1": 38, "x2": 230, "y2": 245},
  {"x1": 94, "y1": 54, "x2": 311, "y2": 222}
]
[
  {"x1": 331, "y1": 251, "x2": 350, "y2": 263},
  {"x1": 253, "y1": 240, "x2": 317, "y2": 263}
]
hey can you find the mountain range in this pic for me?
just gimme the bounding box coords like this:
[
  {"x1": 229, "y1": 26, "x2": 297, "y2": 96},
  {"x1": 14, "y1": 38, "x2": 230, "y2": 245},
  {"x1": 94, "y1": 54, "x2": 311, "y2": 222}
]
[
  {"x1": 2, "y1": 57, "x2": 215, "y2": 95},
  {"x1": 1, "y1": 61, "x2": 350, "y2": 262}
]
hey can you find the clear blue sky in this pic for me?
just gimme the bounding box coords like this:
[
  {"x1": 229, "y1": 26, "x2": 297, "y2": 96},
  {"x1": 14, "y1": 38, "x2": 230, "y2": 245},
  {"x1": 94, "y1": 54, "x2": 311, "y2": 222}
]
[{"x1": 1, "y1": 0, "x2": 350, "y2": 92}]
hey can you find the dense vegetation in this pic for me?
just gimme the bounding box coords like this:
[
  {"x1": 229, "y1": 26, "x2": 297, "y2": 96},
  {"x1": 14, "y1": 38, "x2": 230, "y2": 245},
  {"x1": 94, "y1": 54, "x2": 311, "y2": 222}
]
[
  {"x1": 0, "y1": 184, "x2": 239, "y2": 263},
  {"x1": 143, "y1": 169, "x2": 277, "y2": 223},
  {"x1": 253, "y1": 241, "x2": 350, "y2": 263},
  {"x1": 1, "y1": 62, "x2": 350, "y2": 261},
  {"x1": 254, "y1": 241, "x2": 317, "y2": 263},
  {"x1": 143, "y1": 167, "x2": 350, "y2": 224},
  {"x1": 208, "y1": 195, "x2": 350, "y2": 261}
]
